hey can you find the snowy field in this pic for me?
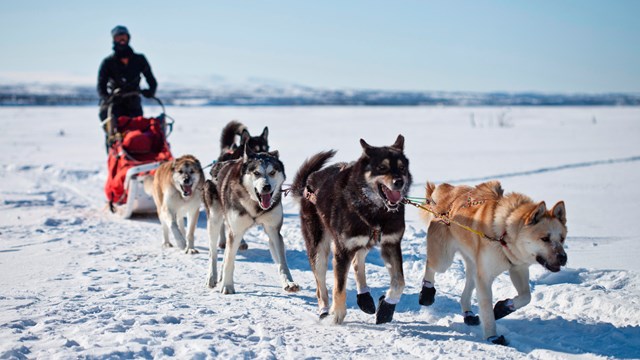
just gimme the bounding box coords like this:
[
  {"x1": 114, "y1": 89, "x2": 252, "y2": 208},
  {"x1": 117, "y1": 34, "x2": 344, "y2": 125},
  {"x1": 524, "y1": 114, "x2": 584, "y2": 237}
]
[{"x1": 1, "y1": 105, "x2": 639, "y2": 359}]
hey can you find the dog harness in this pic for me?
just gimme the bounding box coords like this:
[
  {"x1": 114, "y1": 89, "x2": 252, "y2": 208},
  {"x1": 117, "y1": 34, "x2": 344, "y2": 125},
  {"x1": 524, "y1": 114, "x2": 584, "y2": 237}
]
[{"x1": 304, "y1": 186, "x2": 383, "y2": 244}]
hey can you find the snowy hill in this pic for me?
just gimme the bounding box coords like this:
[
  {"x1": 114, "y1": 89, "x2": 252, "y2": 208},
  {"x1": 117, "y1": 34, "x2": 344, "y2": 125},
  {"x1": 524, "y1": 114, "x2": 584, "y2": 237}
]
[
  {"x1": 1, "y1": 81, "x2": 639, "y2": 106},
  {"x1": 1, "y1": 106, "x2": 639, "y2": 358}
]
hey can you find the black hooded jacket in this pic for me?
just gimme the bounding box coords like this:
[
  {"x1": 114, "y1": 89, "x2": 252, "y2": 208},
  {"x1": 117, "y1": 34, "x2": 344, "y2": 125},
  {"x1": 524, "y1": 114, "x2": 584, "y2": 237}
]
[{"x1": 97, "y1": 51, "x2": 157, "y2": 99}]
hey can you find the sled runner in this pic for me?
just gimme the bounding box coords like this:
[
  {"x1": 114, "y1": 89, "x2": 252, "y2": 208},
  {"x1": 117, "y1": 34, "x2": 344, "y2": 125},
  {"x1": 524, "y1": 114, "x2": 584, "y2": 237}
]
[{"x1": 102, "y1": 91, "x2": 174, "y2": 218}]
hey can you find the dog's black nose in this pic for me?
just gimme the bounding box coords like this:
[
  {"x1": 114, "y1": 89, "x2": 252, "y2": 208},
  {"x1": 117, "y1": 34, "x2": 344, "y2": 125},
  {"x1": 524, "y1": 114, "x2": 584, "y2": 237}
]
[
  {"x1": 392, "y1": 178, "x2": 404, "y2": 190},
  {"x1": 262, "y1": 184, "x2": 272, "y2": 193},
  {"x1": 557, "y1": 252, "x2": 567, "y2": 265}
]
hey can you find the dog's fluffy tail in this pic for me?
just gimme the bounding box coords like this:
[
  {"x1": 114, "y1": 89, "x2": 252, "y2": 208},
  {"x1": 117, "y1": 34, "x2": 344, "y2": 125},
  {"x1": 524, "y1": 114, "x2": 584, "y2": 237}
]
[
  {"x1": 220, "y1": 120, "x2": 247, "y2": 152},
  {"x1": 419, "y1": 182, "x2": 438, "y2": 224},
  {"x1": 291, "y1": 150, "x2": 336, "y2": 199}
]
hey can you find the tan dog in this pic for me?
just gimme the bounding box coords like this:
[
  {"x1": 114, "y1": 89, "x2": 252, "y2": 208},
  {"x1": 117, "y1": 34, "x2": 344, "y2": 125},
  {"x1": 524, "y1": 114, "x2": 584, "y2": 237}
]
[
  {"x1": 418, "y1": 181, "x2": 567, "y2": 345},
  {"x1": 147, "y1": 155, "x2": 205, "y2": 254}
]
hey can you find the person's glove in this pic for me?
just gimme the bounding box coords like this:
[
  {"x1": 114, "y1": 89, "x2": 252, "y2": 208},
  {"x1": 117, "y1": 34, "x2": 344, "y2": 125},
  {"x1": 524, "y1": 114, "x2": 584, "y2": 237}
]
[{"x1": 141, "y1": 89, "x2": 154, "y2": 98}]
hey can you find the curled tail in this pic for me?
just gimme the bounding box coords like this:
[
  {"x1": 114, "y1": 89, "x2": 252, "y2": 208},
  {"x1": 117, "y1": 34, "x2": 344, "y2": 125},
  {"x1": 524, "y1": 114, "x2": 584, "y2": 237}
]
[
  {"x1": 220, "y1": 120, "x2": 247, "y2": 152},
  {"x1": 291, "y1": 150, "x2": 336, "y2": 199},
  {"x1": 419, "y1": 182, "x2": 437, "y2": 224}
]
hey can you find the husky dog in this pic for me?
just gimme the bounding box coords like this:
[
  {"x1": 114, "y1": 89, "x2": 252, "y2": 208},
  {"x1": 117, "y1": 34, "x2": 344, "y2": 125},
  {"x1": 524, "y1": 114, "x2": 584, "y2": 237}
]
[
  {"x1": 419, "y1": 181, "x2": 567, "y2": 345},
  {"x1": 203, "y1": 145, "x2": 299, "y2": 294},
  {"x1": 216, "y1": 120, "x2": 270, "y2": 250},
  {"x1": 148, "y1": 155, "x2": 205, "y2": 254},
  {"x1": 218, "y1": 120, "x2": 269, "y2": 162},
  {"x1": 291, "y1": 135, "x2": 412, "y2": 324}
]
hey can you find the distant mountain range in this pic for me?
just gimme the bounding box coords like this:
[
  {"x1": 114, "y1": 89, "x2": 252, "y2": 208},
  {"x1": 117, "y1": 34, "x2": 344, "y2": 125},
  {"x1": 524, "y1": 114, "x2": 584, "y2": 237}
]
[{"x1": 1, "y1": 82, "x2": 639, "y2": 106}]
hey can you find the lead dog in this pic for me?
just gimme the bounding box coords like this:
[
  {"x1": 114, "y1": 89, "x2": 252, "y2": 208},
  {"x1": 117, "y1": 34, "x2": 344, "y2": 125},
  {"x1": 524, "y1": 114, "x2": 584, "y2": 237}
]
[
  {"x1": 291, "y1": 135, "x2": 411, "y2": 324},
  {"x1": 147, "y1": 154, "x2": 205, "y2": 254},
  {"x1": 418, "y1": 180, "x2": 567, "y2": 345},
  {"x1": 203, "y1": 145, "x2": 299, "y2": 294}
]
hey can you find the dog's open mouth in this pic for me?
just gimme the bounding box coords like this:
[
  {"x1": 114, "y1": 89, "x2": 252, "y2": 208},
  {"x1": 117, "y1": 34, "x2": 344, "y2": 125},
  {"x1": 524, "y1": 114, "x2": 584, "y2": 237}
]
[
  {"x1": 536, "y1": 255, "x2": 562, "y2": 273},
  {"x1": 378, "y1": 183, "x2": 403, "y2": 210},
  {"x1": 180, "y1": 183, "x2": 193, "y2": 197},
  {"x1": 256, "y1": 190, "x2": 273, "y2": 210}
]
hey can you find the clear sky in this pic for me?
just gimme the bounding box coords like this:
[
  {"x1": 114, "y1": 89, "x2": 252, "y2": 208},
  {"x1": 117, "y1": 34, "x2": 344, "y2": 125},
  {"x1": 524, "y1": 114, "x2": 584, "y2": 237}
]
[{"x1": 1, "y1": 0, "x2": 639, "y2": 92}]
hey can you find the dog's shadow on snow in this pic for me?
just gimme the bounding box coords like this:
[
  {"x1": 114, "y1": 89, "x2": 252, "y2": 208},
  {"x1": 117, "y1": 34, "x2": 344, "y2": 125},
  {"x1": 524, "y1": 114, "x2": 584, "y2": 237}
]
[
  {"x1": 497, "y1": 317, "x2": 640, "y2": 358},
  {"x1": 389, "y1": 292, "x2": 640, "y2": 358},
  {"x1": 232, "y1": 248, "x2": 311, "y2": 272}
]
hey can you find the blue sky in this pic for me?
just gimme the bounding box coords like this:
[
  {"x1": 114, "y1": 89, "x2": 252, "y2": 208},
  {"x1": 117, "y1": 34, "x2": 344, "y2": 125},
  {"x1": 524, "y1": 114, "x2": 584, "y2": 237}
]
[{"x1": 1, "y1": 1, "x2": 639, "y2": 92}]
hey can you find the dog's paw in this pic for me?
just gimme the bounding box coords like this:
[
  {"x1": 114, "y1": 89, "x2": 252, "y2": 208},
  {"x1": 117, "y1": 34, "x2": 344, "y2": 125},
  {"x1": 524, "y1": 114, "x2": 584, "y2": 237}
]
[
  {"x1": 319, "y1": 311, "x2": 329, "y2": 320},
  {"x1": 357, "y1": 292, "x2": 376, "y2": 314},
  {"x1": 184, "y1": 247, "x2": 199, "y2": 255},
  {"x1": 220, "y1": 285, "x2": 235, "y2": 295},
  {"x1": 239, "y1": 239, "x2": 249, "y2": 251},
  {"x1": 205, "y1": 278, "x2": 217, "y2": 289},
  {"x1": 375, "y1": 296, "x2": 396, "y2": 324},
  {"x1": 206, "y1": 271, "x2": 217, "y2": 288},
  {"x1": 162, "y1": 242, "x2": 174, "y2": 248},
  {"x1": 463, "y1": 312, "x2": 480, "y2": 326},
  {"x1": 331, "y1": 305, "x2": 347, "y2": 325},
  {"x1": 487, "y1": 335, "x2": 508, "y2": 346},
  {"x1": 283, "y1": 282, "x2": 300, "y2": 293},
  {"x1": 493, "y1": 299, "x2": 515, "y2": 320},
  {"x1": 419, "y1": 286, "x2": 436, "y2": 306}
]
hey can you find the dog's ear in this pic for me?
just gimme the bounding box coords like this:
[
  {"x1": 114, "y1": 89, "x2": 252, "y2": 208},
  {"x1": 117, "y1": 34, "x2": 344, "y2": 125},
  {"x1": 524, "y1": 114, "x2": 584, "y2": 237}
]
[
  {"x1": 170, "y1": 159, "x2": 176, "y2": 170},
  {"x1": 240, "y1": 129, "x2": 250, "y2": 144},
  {"x1": 269, "y1": 150, "x2": 279, "y2": 159},
  {"x1": 551, "y1": 201, "x2": 566, "y2": 225},
  {"x1": 391, "y1": 134, "x2": 404, "y2": 151},
  {"x1": 261, "y1": 126, "x2": 269, "y2": 141},
  {"x1": 526, "y1": 201, "x2": 547, "y2": 226},
  {"x1": 360, "y1": 138, "x2": 373, "y2": 156},
  {"x1": 243, "y1": 142, "x2": 254, "y2": 162}
]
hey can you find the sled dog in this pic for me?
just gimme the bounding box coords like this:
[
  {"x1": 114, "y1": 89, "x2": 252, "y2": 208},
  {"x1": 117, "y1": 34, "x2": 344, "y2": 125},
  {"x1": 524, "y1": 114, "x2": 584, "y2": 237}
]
[
  {"x1": 148, "y1": 154, "x2": 204, "y2": 254},
  {"x1": 217, "y1": 120, "x2": 269, "y2": 162},
  {"x1": 418, "y1": 180, "x2": 567, "y2": 345},
  {"x1": 291, "y1": 135, "x2": 412, "y2": 324},
  {"x1": 202, "y1": 145, "x2": 299, "y2": 294},
  {"x1": 216, "y1": 120, "x2": 270, "y2": 250}
]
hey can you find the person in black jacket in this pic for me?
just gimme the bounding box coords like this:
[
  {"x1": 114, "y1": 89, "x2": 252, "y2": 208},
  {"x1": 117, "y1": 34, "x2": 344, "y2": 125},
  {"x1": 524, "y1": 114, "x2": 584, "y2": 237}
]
[{"x1": 98, "y1": 25, "x2": 157, "y2": 121}]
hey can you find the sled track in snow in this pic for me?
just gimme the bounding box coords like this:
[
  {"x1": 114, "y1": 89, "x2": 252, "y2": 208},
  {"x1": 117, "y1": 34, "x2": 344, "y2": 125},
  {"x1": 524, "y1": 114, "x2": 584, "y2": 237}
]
[{"x1": 438, "y1": 155, "x2": 640, "y2": 184}]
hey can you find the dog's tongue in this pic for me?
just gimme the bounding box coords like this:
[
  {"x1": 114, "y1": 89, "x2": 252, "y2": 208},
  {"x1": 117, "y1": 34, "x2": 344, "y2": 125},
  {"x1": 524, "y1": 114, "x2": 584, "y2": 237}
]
[
  {"x1": 383, "y1": 186, "x2": 403, "y2": 204},
  {"x1": 260, "y1": 192, "x2": 272, "y2": 209},
  {"x1": 182, "y1": 184, "x2": 192, "y2": 196}
]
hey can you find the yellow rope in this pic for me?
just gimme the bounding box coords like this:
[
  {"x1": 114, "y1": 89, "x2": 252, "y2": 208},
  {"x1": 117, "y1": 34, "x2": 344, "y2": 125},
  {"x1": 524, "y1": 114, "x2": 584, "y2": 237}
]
[{"x1": 403, "y1": 198, "x2": 496, "y2": 241}]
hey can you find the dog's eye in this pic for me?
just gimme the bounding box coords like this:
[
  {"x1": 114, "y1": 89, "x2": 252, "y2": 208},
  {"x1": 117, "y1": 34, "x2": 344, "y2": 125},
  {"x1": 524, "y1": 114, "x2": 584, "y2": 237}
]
[
  {"x1": 253, "y1": 171, "x2": 261, "y2": 176},
  {"x1": 269, "y1": 170, "x2": 276, "y2": 177},
  {"x1": 560, "y1": 236, "x2": 565, "y2": 243},
  {"x1": 377, "y1": 165, "x2": 389, "y2": 172},
  {"x1": 178, "y1": 170, "x2": 184, "y2": 174},
  {"x1": 541, "y1": 236, "x2": 551, "y2": 243}
]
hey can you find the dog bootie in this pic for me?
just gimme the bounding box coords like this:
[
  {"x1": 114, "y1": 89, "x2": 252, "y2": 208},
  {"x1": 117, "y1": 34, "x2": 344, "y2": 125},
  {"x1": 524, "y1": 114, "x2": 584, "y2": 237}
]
[
  {"x1": 493, "y1": 299, "x2": 515, "y2": 320},
  {"x1": 487, "y1": 335, "x2": 508, "y2": 346},
  {"x1": 357, "y1": 292, "x2": 376, "y2": 314},
  {"x1": 463, "y1": 311, "x2": 480, "y2": 326},
  {"x1": 375, "y1": 296, "x2": 396, "y2": 324},
  {"x1": 419, "y1": 286, "x2": 436, "y2": 306}
]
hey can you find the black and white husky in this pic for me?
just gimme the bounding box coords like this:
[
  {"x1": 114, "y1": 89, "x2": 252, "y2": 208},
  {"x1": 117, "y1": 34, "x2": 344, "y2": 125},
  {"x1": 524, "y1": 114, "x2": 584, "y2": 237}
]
[
  {"x1": 203, "y1": 145, "x2": 299, "y2": 294},
  {"x1": 291, "y1": 135, "x2": 412, "y2": 324},
  {"x1": 216, "y1": 120, "x2": 270, "y2": 250}
]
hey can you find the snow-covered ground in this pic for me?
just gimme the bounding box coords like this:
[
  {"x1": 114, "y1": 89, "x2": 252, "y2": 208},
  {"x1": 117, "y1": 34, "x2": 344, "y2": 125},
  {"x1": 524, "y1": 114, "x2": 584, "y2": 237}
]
[{"x1": 1, "y1": 106, "x2": 639, "y2": 359}]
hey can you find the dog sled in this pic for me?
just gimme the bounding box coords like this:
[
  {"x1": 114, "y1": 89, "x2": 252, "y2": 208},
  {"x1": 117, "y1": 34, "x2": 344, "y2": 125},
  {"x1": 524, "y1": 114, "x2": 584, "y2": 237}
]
[{"x1": 102, "y1": 91, "x2": 174, "y2": 218}]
